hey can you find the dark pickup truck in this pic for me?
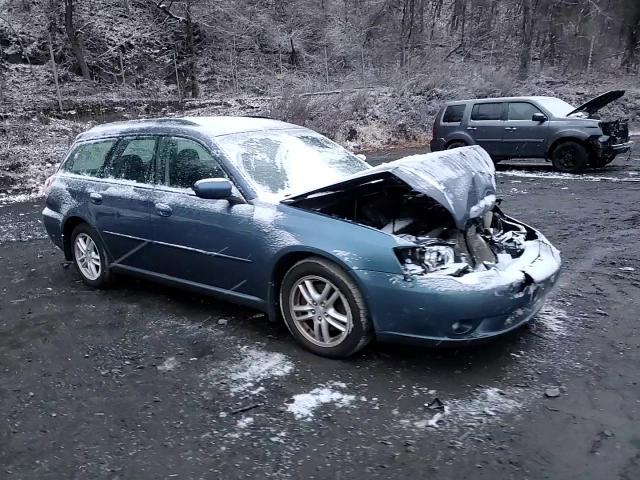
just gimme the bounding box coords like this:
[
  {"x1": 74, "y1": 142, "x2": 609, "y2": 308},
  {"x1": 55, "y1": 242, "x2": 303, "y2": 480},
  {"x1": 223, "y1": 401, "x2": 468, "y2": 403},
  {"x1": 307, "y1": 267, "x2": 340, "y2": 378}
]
[{"x1": 430, "y1": 90, "x2": 632, "y2": 172}]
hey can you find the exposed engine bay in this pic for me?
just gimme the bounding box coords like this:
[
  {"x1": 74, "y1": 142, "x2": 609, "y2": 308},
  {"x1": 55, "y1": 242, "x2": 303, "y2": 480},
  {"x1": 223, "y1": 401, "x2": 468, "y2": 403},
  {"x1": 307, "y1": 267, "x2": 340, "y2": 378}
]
[{"x1": 286, "y1": 173, "x2": 534, "y2": 277}]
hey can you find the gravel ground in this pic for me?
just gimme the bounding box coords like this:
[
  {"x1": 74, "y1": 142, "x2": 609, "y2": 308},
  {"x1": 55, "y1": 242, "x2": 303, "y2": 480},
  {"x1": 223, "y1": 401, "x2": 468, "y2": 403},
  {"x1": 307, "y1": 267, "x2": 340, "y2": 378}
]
[{"x1": 1, "y1": 148, "x2": 639, "y2": 479}]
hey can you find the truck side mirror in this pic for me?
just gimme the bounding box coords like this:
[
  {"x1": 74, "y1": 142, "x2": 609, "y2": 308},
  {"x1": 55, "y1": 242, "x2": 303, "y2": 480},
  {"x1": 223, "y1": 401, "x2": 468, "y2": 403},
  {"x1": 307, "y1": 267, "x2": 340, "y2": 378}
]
[{"x1": 532, "y1": 113, "x2": 547, "y2": 122}]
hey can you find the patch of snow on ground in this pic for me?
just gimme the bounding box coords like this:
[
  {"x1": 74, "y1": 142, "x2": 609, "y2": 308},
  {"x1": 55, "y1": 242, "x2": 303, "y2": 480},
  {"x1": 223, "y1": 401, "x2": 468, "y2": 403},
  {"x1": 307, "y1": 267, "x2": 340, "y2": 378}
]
[
  {"x1": 227, "y1": 347, "x2": 294, "y2": 394},
  {"x1": 446, "y1": 387, "x2": 525, "y2": 425},
  {"x1": 534, "y1": 302, "x2": 569, "y2": 336},
  {"x1": 236, "y1": 416, "x2": 254, "y2": 428},
  {"x1": 286, "y1": 382, "x2": 356, "y2": 420},
  {"x1": 157, "y1": 356, "x2": 179, "y2": 372},
  {"x1": 403, "y1": 387, "x2": 530, "y2": 434},
  {"x1": 0, "y1": 192, "x2": 44, "y2": 206},
  {"x1": 499, "y1": 170, "x2": 640, "y2": 183}
]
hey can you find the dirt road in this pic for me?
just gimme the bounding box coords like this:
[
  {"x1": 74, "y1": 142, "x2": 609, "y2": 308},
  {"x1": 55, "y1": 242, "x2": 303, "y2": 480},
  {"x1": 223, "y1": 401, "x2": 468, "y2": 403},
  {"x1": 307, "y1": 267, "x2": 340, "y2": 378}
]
[{"x1": 1, "y1": 150, "x2": 639, "y2": 479}]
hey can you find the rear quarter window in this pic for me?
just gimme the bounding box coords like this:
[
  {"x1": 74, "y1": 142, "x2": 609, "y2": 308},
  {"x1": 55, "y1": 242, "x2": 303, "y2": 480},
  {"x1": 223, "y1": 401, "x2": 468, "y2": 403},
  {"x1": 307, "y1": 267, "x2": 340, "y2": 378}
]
[
  {"x1": 62, "y1": 139, "x2": 117, "y2": 177},
  {"x1": 442, "y1": 104, "x2": 466, "y2": 123}
]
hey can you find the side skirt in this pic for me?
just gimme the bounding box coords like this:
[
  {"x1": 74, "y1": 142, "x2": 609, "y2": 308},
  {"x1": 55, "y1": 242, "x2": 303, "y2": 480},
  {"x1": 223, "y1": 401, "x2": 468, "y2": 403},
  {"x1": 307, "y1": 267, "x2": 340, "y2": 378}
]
[{"x1": 110, "y1": 264, "x2": 267, "y2": 311}]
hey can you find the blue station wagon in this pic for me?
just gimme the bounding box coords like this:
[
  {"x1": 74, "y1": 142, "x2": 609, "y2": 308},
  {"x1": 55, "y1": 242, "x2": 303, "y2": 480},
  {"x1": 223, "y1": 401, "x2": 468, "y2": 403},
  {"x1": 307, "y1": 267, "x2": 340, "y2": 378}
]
[{"x1": 42, "y1": 117, "x2": 561, "y2": 358}]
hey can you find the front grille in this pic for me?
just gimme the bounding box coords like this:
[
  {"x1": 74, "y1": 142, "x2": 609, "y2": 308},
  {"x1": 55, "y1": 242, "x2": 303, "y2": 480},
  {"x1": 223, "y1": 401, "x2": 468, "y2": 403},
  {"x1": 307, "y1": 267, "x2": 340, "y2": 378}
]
[{"x1": 601, "y1": 119, "x2": 629, "y2": 143}]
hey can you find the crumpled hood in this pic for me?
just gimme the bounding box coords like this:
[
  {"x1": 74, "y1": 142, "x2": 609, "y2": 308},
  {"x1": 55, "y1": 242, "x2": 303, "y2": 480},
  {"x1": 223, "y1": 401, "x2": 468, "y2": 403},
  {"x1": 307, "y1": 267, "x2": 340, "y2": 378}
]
[
  {"x1": 567, "y1": 90, "x2": 625, "y2": 117},
  {"x1": 284, "y1": 145, "x2": 497, "y2": 230}
]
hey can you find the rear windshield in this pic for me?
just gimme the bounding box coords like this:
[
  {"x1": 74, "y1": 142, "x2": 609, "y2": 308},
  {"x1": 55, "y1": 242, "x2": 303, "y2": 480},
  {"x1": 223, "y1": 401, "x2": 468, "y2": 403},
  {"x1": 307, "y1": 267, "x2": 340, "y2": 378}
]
[
  {"x1": 442, "y1": 104, "x2": 465, "y2": 123},
  {"x1": 471, "y1": 103, "x2": 503, "y2": 121}
]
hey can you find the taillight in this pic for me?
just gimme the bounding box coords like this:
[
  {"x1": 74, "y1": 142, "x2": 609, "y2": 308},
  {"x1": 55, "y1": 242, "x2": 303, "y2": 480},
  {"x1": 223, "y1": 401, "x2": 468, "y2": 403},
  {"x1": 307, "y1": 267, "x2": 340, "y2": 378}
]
[{"x1": 44, "y1": 175, "x2": 56, "y2": 195}]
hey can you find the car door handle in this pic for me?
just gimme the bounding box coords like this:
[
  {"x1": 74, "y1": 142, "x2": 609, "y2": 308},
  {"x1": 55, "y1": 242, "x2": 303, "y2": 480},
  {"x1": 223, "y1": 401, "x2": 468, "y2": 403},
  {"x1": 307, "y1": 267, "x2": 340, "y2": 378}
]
[
  {"x1": 89, "y1": 193, "x2": 103, "y2": 205},
  {"x1": 155, "y1": 203, "x2": 172, "y2": 217},
  {"x1": 466, "y1": 127, "x2": 477, "y2": 131},
  {"x1": 505, "y1": 127, "x2": 517, "y2": 131}
]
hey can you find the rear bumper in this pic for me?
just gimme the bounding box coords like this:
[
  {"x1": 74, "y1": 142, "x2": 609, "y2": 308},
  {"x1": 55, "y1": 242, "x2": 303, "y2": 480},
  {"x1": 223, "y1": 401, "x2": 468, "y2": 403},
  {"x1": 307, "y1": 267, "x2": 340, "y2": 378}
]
[
  {"x1": 42, "y1": 206, "x2": 64, "y2": 250},
  {"x1": 354, "y1": 235, "x2": 561, "y2": 346},
  {"x1": 430, "y1": 138, "x2": 446, "y2": 152}
]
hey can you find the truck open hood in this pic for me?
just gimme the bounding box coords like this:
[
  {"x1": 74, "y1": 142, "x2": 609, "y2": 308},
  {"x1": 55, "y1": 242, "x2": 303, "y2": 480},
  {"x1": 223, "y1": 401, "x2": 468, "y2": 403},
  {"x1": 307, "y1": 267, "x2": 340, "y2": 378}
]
[
  {"x1": 566, "y1": 90, "x2": 625, "y2": 117},
  {"x1": 283, "y1": 146, "x2": 496, "y2": 230}
]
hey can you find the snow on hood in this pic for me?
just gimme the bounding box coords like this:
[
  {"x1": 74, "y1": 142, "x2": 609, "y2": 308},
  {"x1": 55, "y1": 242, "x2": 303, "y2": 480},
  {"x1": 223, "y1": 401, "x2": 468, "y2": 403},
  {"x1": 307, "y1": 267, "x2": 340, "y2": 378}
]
[
  {"x1": 285, "y1": 145, "x2": 496, "y2": 230},
  {"x1": 566, "y1": 90, "x2": 625, "y2": 117}
]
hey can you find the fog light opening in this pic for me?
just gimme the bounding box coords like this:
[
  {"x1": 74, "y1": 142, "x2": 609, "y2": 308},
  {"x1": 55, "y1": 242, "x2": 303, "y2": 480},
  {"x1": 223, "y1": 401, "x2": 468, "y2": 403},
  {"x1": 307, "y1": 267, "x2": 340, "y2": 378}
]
[{"x1": 451, "y1": 321, "x2": 474, "y2": 335}]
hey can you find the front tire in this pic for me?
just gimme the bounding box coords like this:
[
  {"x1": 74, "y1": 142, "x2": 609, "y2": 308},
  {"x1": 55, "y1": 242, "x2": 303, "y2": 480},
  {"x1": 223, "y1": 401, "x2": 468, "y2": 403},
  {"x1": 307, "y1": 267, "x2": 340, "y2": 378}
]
[
  {"x1": 71, "y1": 224, "x2": 112, "y2": 288},
  {"x1": 551, "y1": 141, "x2": 588, "y2": 173},
  {"x1": 280, "y1": 257, "x2": 373, "y2": 358}
]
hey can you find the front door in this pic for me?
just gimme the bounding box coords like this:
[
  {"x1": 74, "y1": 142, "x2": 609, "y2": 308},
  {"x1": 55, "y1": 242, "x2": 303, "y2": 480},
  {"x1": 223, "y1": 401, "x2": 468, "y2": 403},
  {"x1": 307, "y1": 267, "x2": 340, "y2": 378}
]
[
  {"x1": 467, "y1": 102, "x2": 506, "y2": 158},
  {"x1": 147, "y1": 135, "x2": 256, "y2": 296},
  {"x1": 88, "y1": 136, "x2": 158, "y2": 272},
  {"x1": 503, "y1": 102, "x2": 549, "y2": 158}
]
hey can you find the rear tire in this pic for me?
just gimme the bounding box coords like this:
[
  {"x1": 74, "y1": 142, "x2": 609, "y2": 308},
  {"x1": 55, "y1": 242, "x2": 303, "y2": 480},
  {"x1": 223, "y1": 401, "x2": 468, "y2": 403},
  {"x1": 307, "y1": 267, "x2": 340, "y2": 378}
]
[
  {"x1": 71, "y1": 223, "x2": 112, "y2": 289},
  {"x1": 280, "y1": 257, "x2": 373, "y2": 358},
  {"x1": 551, "y1": 141, "x2": 589, "y2": 173}
]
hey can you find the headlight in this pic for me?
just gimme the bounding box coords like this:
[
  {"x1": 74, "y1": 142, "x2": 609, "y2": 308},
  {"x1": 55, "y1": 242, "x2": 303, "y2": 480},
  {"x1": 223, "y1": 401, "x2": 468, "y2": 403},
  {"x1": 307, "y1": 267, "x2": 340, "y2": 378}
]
[{"x1": 395, "y1": 245, "x2": 455, "y2": 273}]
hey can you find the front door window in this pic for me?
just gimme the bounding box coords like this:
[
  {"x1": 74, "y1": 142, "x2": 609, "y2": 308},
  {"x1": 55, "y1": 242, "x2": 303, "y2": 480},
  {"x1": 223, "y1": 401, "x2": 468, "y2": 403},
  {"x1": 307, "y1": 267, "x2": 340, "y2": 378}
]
[{"x1": 157, "y1": 136, "x2": 227, "y2": 190}]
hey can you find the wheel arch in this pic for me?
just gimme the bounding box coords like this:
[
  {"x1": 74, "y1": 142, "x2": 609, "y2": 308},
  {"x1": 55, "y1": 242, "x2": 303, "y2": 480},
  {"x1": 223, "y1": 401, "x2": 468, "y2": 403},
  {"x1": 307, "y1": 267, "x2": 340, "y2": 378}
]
[
  {"x1": 547, "y1": 134, "x2": 591, "y2": 158},
  {"x1": 444, "y1": 134, "x2": 474, "y2": 148},
  {"x1": 267, "y1": 247, "x2": 369, "y2": 323},
  {"x1": 62, "y1": 215, "x2": 90, "y2": 261}
]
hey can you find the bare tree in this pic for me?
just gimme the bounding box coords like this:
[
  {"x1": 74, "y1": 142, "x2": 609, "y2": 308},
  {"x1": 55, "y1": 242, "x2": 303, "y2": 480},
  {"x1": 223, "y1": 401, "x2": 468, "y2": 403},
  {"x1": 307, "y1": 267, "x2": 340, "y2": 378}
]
[
  {"x1": 621, "y1": 0, "x2": 640, "y2": 71},
  {"x1": 64, "y1": 0, "x2": 91, "y2": 80},
  {"x1": 518, "y1": 0, "x2": 534, "y2": 79},
  {"x1": 154, "y1": 0, "x2": 200, "y2": 98}
]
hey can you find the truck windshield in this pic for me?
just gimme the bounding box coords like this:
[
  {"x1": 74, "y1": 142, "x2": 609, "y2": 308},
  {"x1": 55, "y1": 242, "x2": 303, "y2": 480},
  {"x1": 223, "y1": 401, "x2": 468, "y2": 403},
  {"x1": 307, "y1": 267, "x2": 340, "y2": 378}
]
[{"x1": 536, "y1": 98, "x2": 576, "y2": 117}]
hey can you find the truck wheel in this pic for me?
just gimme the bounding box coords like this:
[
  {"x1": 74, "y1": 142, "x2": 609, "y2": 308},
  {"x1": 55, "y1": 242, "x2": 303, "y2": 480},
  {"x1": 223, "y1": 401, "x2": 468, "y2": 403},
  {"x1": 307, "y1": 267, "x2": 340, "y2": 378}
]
[
  {"x1": 446, "y1": 141, "x2": 467, "y2": 150},
  {"x1": 551, "y1": 141, "x2": 588, "y2": 173}
]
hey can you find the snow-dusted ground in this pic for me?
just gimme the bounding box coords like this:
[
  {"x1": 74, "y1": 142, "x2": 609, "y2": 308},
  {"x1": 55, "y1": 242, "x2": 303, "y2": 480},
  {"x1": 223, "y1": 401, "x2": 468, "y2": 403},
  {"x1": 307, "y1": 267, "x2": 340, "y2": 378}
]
[{"x1": 286, "y1": 382, "x2": 357, "y2": 420}]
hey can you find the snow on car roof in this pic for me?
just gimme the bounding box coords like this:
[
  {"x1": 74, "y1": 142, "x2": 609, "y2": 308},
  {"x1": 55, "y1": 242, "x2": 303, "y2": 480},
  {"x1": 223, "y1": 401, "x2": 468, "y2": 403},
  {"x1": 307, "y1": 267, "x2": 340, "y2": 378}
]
[
  {"x1": 445, "y1": 96, "x2": 560, "y2": 105},
  {"x1": 76, "y1": 116, "x2": 299, "y2": 141}
]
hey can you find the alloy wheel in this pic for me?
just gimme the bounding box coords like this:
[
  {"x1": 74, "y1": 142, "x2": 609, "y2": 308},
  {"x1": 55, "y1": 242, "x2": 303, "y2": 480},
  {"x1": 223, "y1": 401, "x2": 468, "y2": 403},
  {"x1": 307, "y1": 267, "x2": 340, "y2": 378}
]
[
  {"x1": 289, "y1": 275, "x2": 352, "y2": 347},
  {"x1": 74, "y1": 233, "x2": 102, "y2": 281}
]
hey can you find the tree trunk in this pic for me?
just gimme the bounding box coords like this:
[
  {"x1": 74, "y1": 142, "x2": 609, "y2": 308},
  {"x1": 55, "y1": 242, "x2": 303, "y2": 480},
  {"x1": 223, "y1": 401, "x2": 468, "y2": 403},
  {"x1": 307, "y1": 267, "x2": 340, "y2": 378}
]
[
  {"x1": 64, "y1": 0, "x2": 90, "y2": 80},
  {"x1": 518, "y1": 0, "x2": 534, "y2": 79},
  {"x1": 622, "y1": 3, "x2": 640, "y2": 72},
  {"x1": 185, "y1": 0, "x2": 199, "y2": 98}
]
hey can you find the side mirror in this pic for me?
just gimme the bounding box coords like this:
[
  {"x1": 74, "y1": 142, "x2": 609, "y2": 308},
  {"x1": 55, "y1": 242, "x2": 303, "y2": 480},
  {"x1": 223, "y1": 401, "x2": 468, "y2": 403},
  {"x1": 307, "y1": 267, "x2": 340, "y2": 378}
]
[
  {"x1": 193, "y1": 178, "x2": 233, "y2": 199},
  {"x1": 532, "y1": 113, "x2": 547, "y2": 122}
]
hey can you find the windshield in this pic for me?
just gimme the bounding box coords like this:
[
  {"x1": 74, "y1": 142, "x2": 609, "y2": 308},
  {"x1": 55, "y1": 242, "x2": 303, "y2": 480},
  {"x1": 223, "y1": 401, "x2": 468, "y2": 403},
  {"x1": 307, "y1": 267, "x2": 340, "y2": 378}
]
[
  {"x1": 536, "y1": 97, "x2": 576, "y2": 117},
  {"x1": 215, "y1": 128, "x2": 370, "y2": 201}
]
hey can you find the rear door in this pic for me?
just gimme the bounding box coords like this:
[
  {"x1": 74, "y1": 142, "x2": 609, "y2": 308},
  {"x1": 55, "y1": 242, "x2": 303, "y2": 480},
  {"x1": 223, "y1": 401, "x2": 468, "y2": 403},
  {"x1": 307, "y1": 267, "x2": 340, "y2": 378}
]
[
  {"x1": 467, "y1": 102, "x2": 506, "y2": 157},
  {"x1": 88, "y1": 136, "x2": 159, "y2": 272},
  {"x1": 504, "y1": 101, "x2": 549, "y2": 157}
]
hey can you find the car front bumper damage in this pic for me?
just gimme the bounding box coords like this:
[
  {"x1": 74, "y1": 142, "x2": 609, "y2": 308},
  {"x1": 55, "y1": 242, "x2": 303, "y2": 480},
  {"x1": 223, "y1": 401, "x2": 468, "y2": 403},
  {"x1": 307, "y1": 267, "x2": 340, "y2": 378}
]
[{"x1": 355, "y1": 234, "x2": 561, "y2": 345}]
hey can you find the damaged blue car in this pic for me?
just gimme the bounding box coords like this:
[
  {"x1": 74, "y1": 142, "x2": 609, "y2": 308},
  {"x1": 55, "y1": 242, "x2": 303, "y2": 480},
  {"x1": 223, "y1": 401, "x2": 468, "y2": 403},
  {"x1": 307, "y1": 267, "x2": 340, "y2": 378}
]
[{"x1": 42, "y1": 117, "x2": 561, "y2": 358}]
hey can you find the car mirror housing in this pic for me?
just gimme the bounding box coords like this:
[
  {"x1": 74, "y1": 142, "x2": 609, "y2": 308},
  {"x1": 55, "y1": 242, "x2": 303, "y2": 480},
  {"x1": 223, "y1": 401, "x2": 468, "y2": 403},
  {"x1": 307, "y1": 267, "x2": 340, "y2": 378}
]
[
  {"x1": 193, "y1": 178, "x2": 233, "y2": 199},
  {"x1": 532, "y1": 113, "x2": 547, "y2": 122}
]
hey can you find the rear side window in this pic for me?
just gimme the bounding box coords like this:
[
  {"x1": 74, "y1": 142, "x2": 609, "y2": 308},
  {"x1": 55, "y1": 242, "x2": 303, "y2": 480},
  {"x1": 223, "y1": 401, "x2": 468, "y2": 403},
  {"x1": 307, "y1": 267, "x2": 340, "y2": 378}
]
[
  {"x1": 471, "y1": 103, "x2": 503, "y2": 121},
  {"x1": 442, "y1": 105, "x2": 465, "y2": 123},
  {"x1": 157, "y1": 137, "x2": 227, "y2": 189},
  {"x1": 63, "y1": 140, "x2": 117, "y2": 177},
  {"x1": 103, "y1": 137, "x2": 157, "y2": 184},
  {"x1": 508, "y1": 102, "x2": 543, "y2": 120}
]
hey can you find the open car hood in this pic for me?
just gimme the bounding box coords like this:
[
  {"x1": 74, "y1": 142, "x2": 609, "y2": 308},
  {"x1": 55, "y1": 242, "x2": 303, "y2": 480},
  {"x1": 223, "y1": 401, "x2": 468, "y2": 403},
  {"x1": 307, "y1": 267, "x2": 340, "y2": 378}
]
[
  {"x1": 566, "y1": 90, "x2": 625, "y2": 117},
  {"x1": 283, "y1": 146, "x2": 496, "y2": 230}
]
